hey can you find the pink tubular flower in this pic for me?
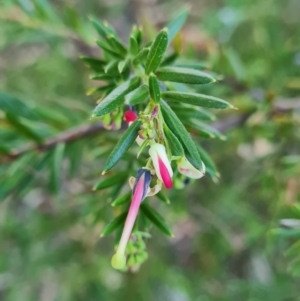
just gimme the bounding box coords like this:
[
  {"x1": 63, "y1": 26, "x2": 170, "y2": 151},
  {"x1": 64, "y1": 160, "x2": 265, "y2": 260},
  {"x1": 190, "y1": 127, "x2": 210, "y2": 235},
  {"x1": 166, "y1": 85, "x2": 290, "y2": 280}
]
[
  {"x1": 177, "y1": 157, "x2": 206, "y2": 179},
  {"x1": 124, "y1": 110, "x2": 138, "y2": 124},
  {"x1": 111, "y1": 169, "x2": 152, "y2": 270},
  {"x1": 149, "y1": 143, "x2": 173, "y2": 189}
]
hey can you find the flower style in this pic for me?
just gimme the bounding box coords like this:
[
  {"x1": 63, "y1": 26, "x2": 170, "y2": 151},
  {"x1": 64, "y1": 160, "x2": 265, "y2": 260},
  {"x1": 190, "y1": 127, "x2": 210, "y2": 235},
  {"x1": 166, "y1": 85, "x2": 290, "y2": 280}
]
[
  {"x1": 111, "y1": 169, "x2": 152, "y2": 270},
  {"x1": 177, "y1": 157, "x2": 206, "y2": 179},
  {"x1": 149, "y1": 143, "x2": 173, "y2": 189}
]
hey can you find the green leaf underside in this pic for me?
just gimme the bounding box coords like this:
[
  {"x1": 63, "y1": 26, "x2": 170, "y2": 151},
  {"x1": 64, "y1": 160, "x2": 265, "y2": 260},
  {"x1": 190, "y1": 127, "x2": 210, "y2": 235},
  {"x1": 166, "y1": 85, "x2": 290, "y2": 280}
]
[
  {"x1": 93, "y1": 171, "x2": 128, "y2": 190},
  {"x1": 93, "y1": 77, "x2": 140, "y2": 116},
  {"x1": 103, "y1": 120, "x2": 142, "y2": 172},
  {"x1": 149, "y1": 74, "x2": 161, "y2": 103},
  {"x1": 140, "y1": 203, "x2": 173, "y2": 236},
  {"x1": 101, "y1": 211, "x2": 127, "y2": 236},
  {"x1": 126, "y1": 85, "x2": 149, "y2": 105},
  {"x1": 156, "y1": 66, "x2": 215, "y2": 85},
  {"x1": 161, "y1": 100, "x2": 202, "y2": 169},
  {"x1": 163, "y1": 124, "x2": 184, "y2": 157},
  {"x1": 161, "y1": 91, "x2": 232, "y2": 109},
  {"x1": 145, "y1": 29, "x2": 169, "y2": 74}
]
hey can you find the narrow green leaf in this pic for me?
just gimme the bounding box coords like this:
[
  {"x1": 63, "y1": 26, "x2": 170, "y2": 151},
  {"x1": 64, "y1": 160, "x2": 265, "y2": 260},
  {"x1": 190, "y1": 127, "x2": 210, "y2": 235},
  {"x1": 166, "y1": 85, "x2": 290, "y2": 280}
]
[
  {"x1": 101, "y1": 211, "x2": 127, "y2": 236},
  {"x1": 104, "y1": 60, "x2": 120, "y2": 74},
  {"x1": 33, "y1": 107, "x2": 69, "y2": 127},
  {"x1": 271, "y1": 228, "x2": 300, "y2": 238},
  {"x1": 224, "y1": 47, "x2": 246, "y2": 81},
  {"x1": 140, "y1": 203, "x2": 173, "y2": 236},
  {"x1": 174, "y1": 62, "x2": 210, "y2": 70},
  {"x1": 34, "y1": 0, "x2": 59, "y2": 22},
  {"x1": 156, "y1": 66, "x2": 215, "y2": 85},
  {"x1": 111, "y1": 191, "x2": 132, "y2": 207},
  {"x1": 118, "y1": 58, "x2": 130, "y2": 73},
  {"x1": 16, "y1": 152, "x2": 51, "y2": 197},
  {"x1": 185, "y1": 119, "x2": 226, "y2": 140},
  {"x1": 149, "y1": 74, "x2": 161, "y2": 103},
  {"x1": 93, "y1": 171, "x2": 128, "y2": 190},
  {"x1": 285, "y1": 241, "x2": 300, "y2": 257},
  {"x1": 87, "y1": 84, "x2": 115, "y2": 96},
  {"x1": 107, "y1": 35, "x2": 127, "y2": 56},
  {"x1": 161, "y1": 53, "x2": 178, "y2": 66},
  {"x1": 0, "y1": 92, "x2": 37, "y2": 120},
  {"x1": 103, "y1": 20, "x2": 118, "y2": 36},
  {"x1": 0, "y1": 145, "x2": 10, "y2": 155},
  {"x1": 91, "y1": 18, "x2": 109, "y2": 38},
  {"x1": 81, "y1": 56, "x2": 106, "y2": 72},
  {"x1": 281, "y1": 155, "x2": 300, "y2": 165},
  {"x1": 67, "y1": 141, "x2": 84, "y2": 177},
  {"x1": 90, "y1": 74, "x2": 113, "y2": 81},
  {"x1": 129, "y1": 35, "x2": 139, "y2": 55},
  {"x1": 5, "y1": 113, "x2": 43, "y2": 143},
  {"x1": 145, "y1": 28, "x2": 169, "y2": 74},
  {"x1": 156, "y1": 191, "x2": 171, "y2": 204},
  {"x1": 161, "y1": 91, "x2": 234, "y2": 109},
  {"x1": 92, "y1": 77, "x2": 140, "y2": 117},
  {"x1": 161, "y1": 100, "x2": 202, "y2": 169},
  {"x1": 174, "y1": 106, "x2": 216, "y2": 121},
  {"x1": 131, "y1": 25, "x2": 143, "y2": 46},
  {"x1": 50, "y1": 143, "x2": 65, "y2": 194},
  {"x1": 163, "y1": 124, "x2": 184, "y2": 157},
  {"x1": 103, "y1": 120, "x2": 142, "y2": 172},
  {"x1": 96, "y1": 40, "x2": 124, "y2": 59},
  {"x1": 126, "y1": 85, "x2": 149, "y2": 105},
  {"x1": 133, "y1": 47, "x2": 150, "y2": 66},
  {"x1": 167, "y1": 8, "x2": 189, "y2": 43},
  {"x1": 197, "y1": 145, "x2": 220, "y2": 181}
]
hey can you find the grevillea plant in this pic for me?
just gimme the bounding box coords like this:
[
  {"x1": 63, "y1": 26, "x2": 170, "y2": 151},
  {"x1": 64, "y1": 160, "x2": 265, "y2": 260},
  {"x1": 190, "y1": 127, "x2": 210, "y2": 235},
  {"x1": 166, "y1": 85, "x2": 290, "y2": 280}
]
[{"x1": 82, "y1": 11, "x2": 235, "y2": 271}]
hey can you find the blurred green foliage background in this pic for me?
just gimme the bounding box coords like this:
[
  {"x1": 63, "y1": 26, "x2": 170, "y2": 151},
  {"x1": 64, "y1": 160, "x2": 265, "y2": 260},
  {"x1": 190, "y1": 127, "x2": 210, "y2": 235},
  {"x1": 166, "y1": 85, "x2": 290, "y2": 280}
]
[{"x1": 0, "y1": 0, "x2": 300, "y2": 300}]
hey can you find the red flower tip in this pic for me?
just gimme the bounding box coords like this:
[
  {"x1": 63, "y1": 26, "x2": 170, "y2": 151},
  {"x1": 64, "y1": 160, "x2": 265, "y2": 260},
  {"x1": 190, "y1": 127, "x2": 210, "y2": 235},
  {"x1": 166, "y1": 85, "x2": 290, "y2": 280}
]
[{"x1": 124, "y1": 110, "x2": 138, "y2": 123}]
